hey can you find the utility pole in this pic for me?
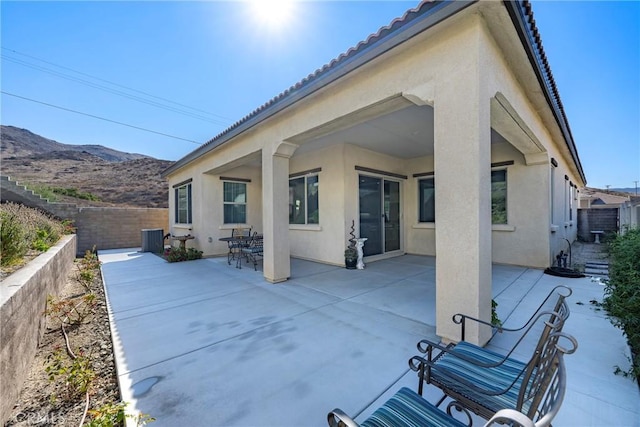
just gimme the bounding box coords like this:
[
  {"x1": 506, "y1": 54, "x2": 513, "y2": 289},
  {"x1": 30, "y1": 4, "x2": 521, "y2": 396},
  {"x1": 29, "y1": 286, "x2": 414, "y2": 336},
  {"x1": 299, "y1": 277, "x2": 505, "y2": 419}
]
[{"x1": 634, "y1": 180, "x2": 638, "y2": 196}]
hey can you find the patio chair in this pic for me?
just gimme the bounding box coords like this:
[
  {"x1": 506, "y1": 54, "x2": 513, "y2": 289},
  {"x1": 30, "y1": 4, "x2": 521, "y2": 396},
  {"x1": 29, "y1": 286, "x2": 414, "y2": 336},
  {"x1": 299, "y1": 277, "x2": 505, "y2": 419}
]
[
  {"x1": 327, "y1": 340, "x2": 570, "y2": 427},
  {"x1": 409, "y1": 328, "x2": 577, "y2": 422},
  {"x1": 413, "y1": 285, "x2": 572, "y2": 377},
  {"x1": 455, "y1": 285, "x2": 572, "y2": 343},
  {"x1": 239, "y1": 232, "x2": 263, "y2": 270},
  {"x1": 227, "y1": 227, "x2": 252, "y2": 265}
]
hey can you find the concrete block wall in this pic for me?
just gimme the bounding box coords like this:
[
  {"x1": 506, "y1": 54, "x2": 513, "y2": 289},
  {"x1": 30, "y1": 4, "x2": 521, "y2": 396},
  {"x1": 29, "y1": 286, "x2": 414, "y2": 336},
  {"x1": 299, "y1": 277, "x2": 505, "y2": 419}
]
[
  {"x1": 0, "y1": 235, "x2": 77, "y2": 426},
  {"x1": 577, "y1": 208, "x2": 619, "y2": 241},
  {"x1": 2, "y1": 175, "x2": 169, "y2": 255},
  {"x1": 0, "y1": 176, "x2": 79, "y2": 219},
  {"x1": 75, "y1": 207, "x2": 169, "y2": 254}
]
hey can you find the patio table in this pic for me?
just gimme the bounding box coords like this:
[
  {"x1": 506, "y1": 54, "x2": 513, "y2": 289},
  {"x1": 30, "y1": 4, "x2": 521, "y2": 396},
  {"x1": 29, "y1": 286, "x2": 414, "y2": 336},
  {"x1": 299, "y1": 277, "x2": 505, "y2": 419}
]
[{"x1": 219, "y1": 236, "x2": 252, "y2": 265}]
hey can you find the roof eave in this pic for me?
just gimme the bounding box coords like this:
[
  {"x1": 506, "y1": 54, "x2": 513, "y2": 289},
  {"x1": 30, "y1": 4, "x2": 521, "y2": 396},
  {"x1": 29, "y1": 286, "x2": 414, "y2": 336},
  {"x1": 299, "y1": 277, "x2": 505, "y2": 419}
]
[
  {"x1": 503, "y1": 0, "x2": 587, "y2": 185},
  {"x1": 161, "y1": 0, "x2": 476, "y2": 178}
]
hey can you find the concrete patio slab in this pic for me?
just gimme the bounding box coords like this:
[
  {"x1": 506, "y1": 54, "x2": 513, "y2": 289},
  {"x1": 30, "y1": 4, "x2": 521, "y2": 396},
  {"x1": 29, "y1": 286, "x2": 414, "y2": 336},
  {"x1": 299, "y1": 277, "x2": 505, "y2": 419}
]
[{"x1": 99, "y1": 248, "x2": 640, "y2": 427}]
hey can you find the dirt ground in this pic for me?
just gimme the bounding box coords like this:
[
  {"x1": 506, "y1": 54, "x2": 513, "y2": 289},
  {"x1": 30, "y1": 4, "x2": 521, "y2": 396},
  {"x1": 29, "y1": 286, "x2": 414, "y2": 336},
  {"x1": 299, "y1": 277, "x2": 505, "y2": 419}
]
[{"x1": 4, "y1": 259, "x2": 121, "y2": 427}]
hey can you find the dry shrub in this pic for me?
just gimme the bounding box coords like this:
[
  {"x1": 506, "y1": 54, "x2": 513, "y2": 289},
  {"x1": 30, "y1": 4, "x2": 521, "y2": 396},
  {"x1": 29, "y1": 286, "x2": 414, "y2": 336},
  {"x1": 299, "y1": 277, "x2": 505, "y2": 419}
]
[{"x1": 0, "y1": 202, "x2": 67, "y2": 266}]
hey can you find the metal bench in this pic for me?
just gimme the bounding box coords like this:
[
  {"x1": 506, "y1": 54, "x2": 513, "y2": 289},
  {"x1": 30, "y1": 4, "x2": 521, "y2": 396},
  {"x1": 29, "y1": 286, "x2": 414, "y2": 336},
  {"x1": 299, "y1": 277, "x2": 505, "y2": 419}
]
[{"x1": 327, "y1": 339, "x2": 571, "y2": 427}]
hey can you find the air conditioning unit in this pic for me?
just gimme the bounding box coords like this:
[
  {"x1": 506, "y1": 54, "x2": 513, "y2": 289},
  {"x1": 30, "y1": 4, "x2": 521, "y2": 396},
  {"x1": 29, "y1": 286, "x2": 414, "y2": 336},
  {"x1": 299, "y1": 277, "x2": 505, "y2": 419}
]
[{"x1": 141, "y1": 228, "x2": 164, "y2": 253}]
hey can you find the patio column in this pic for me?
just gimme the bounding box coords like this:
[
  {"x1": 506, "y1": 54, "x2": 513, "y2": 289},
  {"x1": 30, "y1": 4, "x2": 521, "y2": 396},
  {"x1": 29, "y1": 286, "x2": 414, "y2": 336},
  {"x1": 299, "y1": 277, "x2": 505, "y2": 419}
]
[
  {"x1": 262, "y1": 142, "x2": 298, "y2": 283},
  {"x1": 433, "y1": 51, "x2": 492, "y2": 346}
]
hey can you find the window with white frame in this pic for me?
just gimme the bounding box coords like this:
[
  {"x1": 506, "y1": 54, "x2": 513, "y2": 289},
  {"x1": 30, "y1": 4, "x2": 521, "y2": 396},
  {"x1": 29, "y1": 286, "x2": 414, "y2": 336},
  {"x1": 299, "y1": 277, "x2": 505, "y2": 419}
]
[
  {"x1": 289, "y1": 174, "x2": 319, "y2": 224},
  {"x1": 223, "y1": 181, "x2": 247, "y2": 224},
  {"x1": 491, "y1": 169, "x2": 507, "y2": 224},
  {"x1": 550, "y1": 163, "x2": 556, "y2": 224},
  {"x1": 418, "y1": 177, "x2": 435, "y2": 222},
  {"x1": 174, "y1": 181, "x2": 192, "y2": 224},
  {"x1": 569, "y1": 183, "x2": 574, "y2": 221}
]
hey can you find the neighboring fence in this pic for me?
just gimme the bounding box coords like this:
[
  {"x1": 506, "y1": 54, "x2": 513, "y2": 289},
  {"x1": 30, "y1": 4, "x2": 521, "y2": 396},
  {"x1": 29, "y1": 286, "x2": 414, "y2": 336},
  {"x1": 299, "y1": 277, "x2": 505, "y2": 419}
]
[
  {"x1": 74, "y1": 207, "x2": 168, "y2": 253},
  {"x1": 1, "y1": 176, "x2": 169, "y2": 254},
  {"x1": 619, "y1": 202, "x2": 640, "y2": 233},
  {"x1": 577, "y1": 208, "x2": 619, "y2": 242},
  {"x1": 0, "y1": 235, "x2": 77, "y2": 426}
]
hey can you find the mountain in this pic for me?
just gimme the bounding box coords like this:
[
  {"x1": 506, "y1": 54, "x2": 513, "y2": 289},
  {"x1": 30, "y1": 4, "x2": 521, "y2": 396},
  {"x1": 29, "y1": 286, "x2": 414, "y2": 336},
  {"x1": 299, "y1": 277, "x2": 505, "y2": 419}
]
[
  {"x1": 1, "y1": 125, "x2": 150, "y2": 162},
  {"x1": 0, "y1": 125, "x2": 173, "y2": 208},
  {"x1": 611, "y1": 187, "x2": 639, "y2": 196}
]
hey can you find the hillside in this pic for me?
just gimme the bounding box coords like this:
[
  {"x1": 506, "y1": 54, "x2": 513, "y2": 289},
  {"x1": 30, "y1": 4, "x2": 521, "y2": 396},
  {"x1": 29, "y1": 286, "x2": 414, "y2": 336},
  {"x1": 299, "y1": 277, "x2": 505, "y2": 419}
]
[
  {"x1": 1, "y1": 125, "x2": 150, "y2": 162},
  {"x1": 611, "y1": 187, "x2": 639, "y2": 196},
  {"x1": 1, "y1": 125, "x2": 173, "y2": 208}
]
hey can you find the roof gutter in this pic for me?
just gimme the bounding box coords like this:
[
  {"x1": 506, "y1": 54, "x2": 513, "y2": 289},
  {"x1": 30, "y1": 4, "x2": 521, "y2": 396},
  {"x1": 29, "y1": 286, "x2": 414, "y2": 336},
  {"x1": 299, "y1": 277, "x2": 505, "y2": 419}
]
[
  {"x1": 503, "y1": 0, "x2": 586, "y2": 184},
  {"x1": 162, "y1": 0, "x2": 476, "y2": 178}
]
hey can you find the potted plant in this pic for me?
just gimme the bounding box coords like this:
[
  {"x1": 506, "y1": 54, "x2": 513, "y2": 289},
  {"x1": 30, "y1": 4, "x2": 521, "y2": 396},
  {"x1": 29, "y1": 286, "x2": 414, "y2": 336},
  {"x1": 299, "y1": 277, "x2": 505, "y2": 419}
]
[
  {"x1": 344, "y1": 247, "x2": 358, "y2": 269},
  {"x1": 344, "y1": 219, "x2": 358, "y2": 269}
]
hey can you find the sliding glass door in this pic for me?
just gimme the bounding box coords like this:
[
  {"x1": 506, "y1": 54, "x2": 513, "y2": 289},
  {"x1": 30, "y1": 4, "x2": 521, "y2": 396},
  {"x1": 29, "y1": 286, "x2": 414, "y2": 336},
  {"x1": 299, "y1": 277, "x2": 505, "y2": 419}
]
[{"x1": 358, "y1": 175, "x2": 401, "y2": 256}]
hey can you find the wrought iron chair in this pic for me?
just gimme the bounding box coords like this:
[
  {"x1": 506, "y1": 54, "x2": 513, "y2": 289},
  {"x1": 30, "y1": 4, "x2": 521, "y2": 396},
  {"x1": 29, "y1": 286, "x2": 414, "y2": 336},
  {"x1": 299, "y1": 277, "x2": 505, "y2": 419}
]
[
  {"x1": 327, "y1": 338, "x2": 571, "y2": 427},
  {"x1": 454, "y1": 285, "x2": 572, "y2": 344},
  {"x1": 413, "y1": 285, "x2": 572, "y2": 381},
  {"x1": 409, "y1": 326, "x2": 577, "y2": 422},
  {"x1": 239, "y1": 232, "x2": 263, "y2": 270},
  {"x1": 227, "y1": 227, "x2": 251, "y2": 265}
]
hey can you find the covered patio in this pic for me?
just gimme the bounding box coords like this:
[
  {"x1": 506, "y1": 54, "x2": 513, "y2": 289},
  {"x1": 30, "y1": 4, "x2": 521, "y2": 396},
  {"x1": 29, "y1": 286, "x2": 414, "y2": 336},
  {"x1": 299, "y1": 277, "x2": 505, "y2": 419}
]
[
  {"x1": 100, "y1": 249, "x2": 639, "y2": 426},
  {"x1": 164, "y1": 1, "x2": 588, "y2": 349}
]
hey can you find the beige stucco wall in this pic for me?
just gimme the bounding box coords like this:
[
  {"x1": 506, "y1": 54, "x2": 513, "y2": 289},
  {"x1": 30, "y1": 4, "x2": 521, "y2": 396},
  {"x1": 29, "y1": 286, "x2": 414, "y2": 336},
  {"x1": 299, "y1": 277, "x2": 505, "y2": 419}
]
[
  {"x1": 162, "y1": 4, "x2": 588, "y2": 343},
  {"x1": 288, "y1": 145, "x2": 346, "y2": 265},
  {"x1": 489, "y1": 143, "x2": 547, "y2": 267},
  {"x1": 477, "y1": 11, "x2": 582, "y2": 268},
  {"x1": 404, "y1": 155, "x2": 436, "y2": 256},
  {"x1": 194, "y1": 165, "x2": 263, "y2": 256},
  {"x1": 164, "y1": 5, "x2": 583, "y2": 272}
]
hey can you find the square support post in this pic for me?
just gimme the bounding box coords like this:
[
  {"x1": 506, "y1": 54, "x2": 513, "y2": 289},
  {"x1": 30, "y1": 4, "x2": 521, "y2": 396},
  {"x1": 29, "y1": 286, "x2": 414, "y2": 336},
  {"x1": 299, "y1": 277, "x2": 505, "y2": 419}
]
[
  {"x1": 261, "y1": 142, "x2": 297, "y2": 283},
  {"x1": 433, "y1": 47, "x2": 493, "y2": 346}
]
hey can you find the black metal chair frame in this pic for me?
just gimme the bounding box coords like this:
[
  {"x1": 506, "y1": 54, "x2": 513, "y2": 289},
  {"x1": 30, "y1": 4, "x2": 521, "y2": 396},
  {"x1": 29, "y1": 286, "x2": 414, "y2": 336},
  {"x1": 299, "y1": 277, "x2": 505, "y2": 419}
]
[
  {"x1": 226, "y1": 227, "x2": 252, "y2": 265},
  {"x1": 410, "y1": 322, "x2": 577, "y2": 422},
  {"x1": 327, "y1": 340, "x2": 571, "y2": 427},
  {"x1": 455, "y1": 285, "x2": 572, "y2": 343},
  {"x1": 414, "y1": 285, "x2": 572, "y2": 377},
  {"x1": 407, "y1": 286, "x2": 574, "y2": 422},
  {"x1": 238, "y1": 232, "x2": 263, "y2": 270}
]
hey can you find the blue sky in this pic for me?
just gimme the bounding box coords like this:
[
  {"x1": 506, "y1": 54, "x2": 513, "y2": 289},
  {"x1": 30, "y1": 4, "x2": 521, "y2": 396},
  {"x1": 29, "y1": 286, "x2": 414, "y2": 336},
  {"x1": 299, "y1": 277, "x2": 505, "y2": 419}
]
[{"x1": 1, "y1": 1, "x2": 638, "y2": 189}]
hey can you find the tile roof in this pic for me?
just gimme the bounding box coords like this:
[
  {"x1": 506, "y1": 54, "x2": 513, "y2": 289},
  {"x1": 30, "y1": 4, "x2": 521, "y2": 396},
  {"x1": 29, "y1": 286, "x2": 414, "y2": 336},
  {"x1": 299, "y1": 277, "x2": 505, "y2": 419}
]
[
  {"x1": 199, "y1": 2, "x2": 434, "y2": 148},
  {"x1": 163, "y1": 0, "x2": 586, "y2": 184},
  {"x1": 581, "y1": 188, "x2": 631, "y2": 205},
  {"x1": 506, "y1": 0, "x2": 586, "y2": 184},
  {"x1": 162, "y1": 0, "x2": 468, "y2": 176}
]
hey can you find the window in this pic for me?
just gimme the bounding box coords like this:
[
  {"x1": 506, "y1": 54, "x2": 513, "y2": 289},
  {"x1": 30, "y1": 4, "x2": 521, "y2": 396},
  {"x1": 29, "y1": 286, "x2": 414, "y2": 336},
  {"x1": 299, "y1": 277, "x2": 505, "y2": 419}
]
[
  {"x1": 550, "y1": 165, "x2": 556, "y2": 224},
  {"x1": 491, "y1": 170, "x2": 507, "y2": 224},
  {"x1": 418, "y1": 178, "x2": 435, "y2": 222},
  {"x1": 175, "y1": 182, "x2": 192, "y2": 224},
  {"x1": 569, "y1": 184, "x2": 574, "y2": 221},
  {"x1": 223, "y1": 181, "x2": 246, "y2": 224},
  {"x1": 289, "y1": 175, "x2": 319, "y2": 224}
]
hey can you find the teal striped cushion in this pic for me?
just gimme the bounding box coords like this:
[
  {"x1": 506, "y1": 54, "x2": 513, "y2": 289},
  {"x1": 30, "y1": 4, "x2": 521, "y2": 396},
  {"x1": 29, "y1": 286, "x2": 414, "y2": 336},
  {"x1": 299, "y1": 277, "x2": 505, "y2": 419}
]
[
  {"x1": 431, "y1": 342, "x2": 532, "y2": 413},
  {"x1": 242, "y1": 247, "x2": 263, "y2": 254},
  {"x1": 361, "y1": 387, "x2": 467, "y2": 427}
]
